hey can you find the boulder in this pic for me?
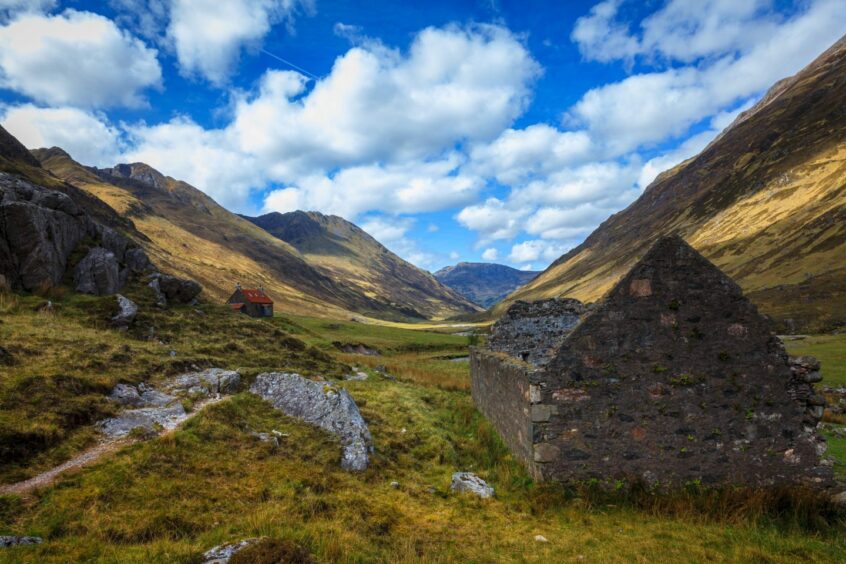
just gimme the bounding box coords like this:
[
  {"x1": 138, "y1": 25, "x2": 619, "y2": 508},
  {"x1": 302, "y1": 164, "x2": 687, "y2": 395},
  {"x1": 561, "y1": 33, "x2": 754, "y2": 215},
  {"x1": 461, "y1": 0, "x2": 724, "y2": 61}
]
[
  {"x1": 109, "y1": 382, "x2": 174, "y2": 408},
  {"x1": 0, "y1": 536, "x2": 42, "y2": 548},
  {"x1": 168, "y1": 368, "x2": 241, "y2": 395},
  {"x1": 450, "y1": 472, "x2": 494, "y2": 498},
  {"x1": 124, "y1": 247, "x2": 153, "y2": 274},
  {"x1": 202, "y1": 539, "x2": 261, "y2": 563},
  {"x1": 250, "y1": 372, "x2": 373, "y2": 471},
  {"x1": 74, "y1": 247, "x2": 121, "y2": 295},
  {"x1": 111, "y1": 294, "x2": 138, "y2": 328},
  {"x1": 148, "y1": 273, "x2": 202, "y2": 306},
  {"x1": 832, "y1": 491, "x2": 846, "y2": 507}
]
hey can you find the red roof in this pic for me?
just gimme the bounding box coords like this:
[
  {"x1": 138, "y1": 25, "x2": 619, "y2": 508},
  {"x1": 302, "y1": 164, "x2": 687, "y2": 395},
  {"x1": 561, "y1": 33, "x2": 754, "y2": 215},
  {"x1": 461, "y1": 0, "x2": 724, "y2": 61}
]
[{"x1": 240, "y1": 288, "x2": 273, "y2": 304}]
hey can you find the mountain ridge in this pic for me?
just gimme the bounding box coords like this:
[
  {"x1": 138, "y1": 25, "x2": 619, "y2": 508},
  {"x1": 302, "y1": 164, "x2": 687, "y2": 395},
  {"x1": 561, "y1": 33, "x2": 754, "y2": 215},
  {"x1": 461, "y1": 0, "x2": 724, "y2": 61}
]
[
  {"x1": 496, "y1": 34, "x2": 846, "y2": 332},
  {"x1": 434, "y1": 262, "x2": 539, "y2": 308},
  {"x1": 245, "y1": 211, "x2": 481, "y2": 319}
]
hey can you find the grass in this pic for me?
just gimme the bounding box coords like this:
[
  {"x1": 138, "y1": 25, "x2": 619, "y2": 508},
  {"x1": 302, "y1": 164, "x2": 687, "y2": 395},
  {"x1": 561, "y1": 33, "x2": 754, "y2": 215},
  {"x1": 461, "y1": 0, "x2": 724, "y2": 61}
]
[
  {"x1": 784, "y1": 334, "x2": 846, "y2": 387},
  {"x1": 0, "y1": 288, "x2": 845, "y2": 561}
]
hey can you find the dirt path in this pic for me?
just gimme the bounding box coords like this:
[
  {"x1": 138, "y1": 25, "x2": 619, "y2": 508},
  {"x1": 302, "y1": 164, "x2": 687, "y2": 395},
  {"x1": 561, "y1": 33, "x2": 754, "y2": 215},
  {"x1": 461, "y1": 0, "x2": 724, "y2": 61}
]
[{"x1": 0, "y1": 396, "x2": 225, "y2": 497}]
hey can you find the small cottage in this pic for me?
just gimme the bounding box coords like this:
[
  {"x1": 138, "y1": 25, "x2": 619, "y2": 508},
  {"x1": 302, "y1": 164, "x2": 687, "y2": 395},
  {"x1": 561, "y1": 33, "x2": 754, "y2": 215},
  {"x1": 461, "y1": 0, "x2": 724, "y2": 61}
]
[{"x1": 227, "y1": 284, "x2": 274, "y2": 318}]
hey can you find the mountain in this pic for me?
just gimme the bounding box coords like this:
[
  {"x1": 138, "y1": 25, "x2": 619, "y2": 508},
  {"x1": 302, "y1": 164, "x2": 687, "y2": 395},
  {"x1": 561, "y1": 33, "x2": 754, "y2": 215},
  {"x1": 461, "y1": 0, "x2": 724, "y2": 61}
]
[
  {"x1": 244, "y1": 211, "x2": 481, "y2": 319},
  {"x1": 433, "y1": 262, "x2": 539, "y2": 308},
  {"x1": 497, "y1": 35, "x2": 846, "y2": 332},
  {"x1": 29, "y1": 149, "x2": 477, "y2": 320}
]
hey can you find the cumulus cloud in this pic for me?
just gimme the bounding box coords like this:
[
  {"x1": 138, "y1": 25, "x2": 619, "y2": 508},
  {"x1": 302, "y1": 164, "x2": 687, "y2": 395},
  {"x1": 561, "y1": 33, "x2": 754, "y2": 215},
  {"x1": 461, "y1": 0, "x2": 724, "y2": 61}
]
[
  {"x1": 456, "y1": 198, "x2": 529, "y2": 244},
  {"x1": 508, "y1": 239, "x2": 571, "y2": 264},
  {"x1": 0, "y1": 0, "x2": 56, "y2": 22},
  {"x1": 567, "y1": 0, "x2": 845, "y2": 154},
  {"x1": 481, "y1": 247, "x2": 499, "y2": 261},
  {"x1": 1, "y1": 104, "x2": 123, "y2": 166},
  {"x1": 0, "y1": 10, "x2": 161, "y2": 108},
  {"x1": 167, "y1": 0, "x2": 313, "y2": 85}
]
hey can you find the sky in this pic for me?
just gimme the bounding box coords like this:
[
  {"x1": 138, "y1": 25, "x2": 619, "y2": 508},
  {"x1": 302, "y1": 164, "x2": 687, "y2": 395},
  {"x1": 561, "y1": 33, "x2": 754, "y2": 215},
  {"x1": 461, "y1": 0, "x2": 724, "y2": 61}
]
[{"x1": 1, "y1": 0, "x2": 843, "y2": 272}]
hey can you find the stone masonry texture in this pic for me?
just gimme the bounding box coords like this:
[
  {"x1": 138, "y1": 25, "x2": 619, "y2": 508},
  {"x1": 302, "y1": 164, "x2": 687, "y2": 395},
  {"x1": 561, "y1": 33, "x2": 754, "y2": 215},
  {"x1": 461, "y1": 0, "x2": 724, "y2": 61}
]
[{"x1": 472, "y1": 236, "x2": 831, "y2": 488}]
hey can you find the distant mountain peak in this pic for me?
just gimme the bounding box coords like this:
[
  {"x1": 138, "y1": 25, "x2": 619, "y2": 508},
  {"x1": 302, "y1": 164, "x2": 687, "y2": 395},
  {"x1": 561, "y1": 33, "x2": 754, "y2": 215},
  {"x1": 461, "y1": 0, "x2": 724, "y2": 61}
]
[{"x1": 435, "y1": 262, "x2": 540, "y2": 308}]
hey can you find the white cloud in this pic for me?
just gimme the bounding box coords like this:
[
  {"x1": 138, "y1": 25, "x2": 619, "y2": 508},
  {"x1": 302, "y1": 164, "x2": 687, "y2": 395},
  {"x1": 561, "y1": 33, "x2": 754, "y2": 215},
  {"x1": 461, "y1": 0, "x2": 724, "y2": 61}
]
[
  {"x1": 572, "y1": 0, "x2": 781, "y2": 64},
  {"x1": 567, "y1": 0, "x2": 846, "y2": 154},
  {"x1": 449, "y1": 251, "x2": 460, "y2": 260},
  {"x1": 456, "y1": 197, "x2": 529, "y2": 243},
  {"x1": 167, "y1": 0, "x2": 313, "y2": 85},
  {"x1": 1, "y1": 104, "x2": 123, "y2": 166},
  {"x1": 358, "y1": 215, "x2": 438, "y2": 268},
  {"x1": 0, "y1": 10, "x2": 161, "y2": 108},
  {"x1": 508, "y1": 239, "x2": 571, "y2": 264},
  {"x1": 262, "y1": 156, "x2": 482, "y2": 218},
  {"x1": 235, "y1": 24, "x2": 540, "y2": 178},
  {"x1": 481, "y1": 247, "x2": 499, "y2": 261},
  {"x1": 467, "y1": 124, "x2": 593, "y2": 184},
  {"x1": 0, "y1": 0, "x2": 56, "y2": 22},
  {"x1": 122, "y1": 117, "x2": 263, "y2": 210}
]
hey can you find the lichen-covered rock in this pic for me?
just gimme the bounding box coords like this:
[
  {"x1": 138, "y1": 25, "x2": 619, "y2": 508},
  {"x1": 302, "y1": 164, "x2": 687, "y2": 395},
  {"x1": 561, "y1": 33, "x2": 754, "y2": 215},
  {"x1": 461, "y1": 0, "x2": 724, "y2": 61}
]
[
  {"x1": 202, "y1": 538, "x2": 261, "y2": 563},
  {"x1": 0, "y1": 536, "x2": 42, "y2": 548},
  {"x1": 250, "y1": 372, "x2": 373, "y2": 471},
  {"x1": 74, "y1": 247, "x2": 121, "y2": 295},
  {"x1": 167, "y1": 368, "x2": 241, "y2": 395},
  {"x1": 488, "y1": 298, "x2": 585, "y2": 366},
  {"x1": 450, "y1": 472, "x2": 494, "y2": 498},
  {"x1": 111, "y1": 294, "x2": 138, "y2": 328}
]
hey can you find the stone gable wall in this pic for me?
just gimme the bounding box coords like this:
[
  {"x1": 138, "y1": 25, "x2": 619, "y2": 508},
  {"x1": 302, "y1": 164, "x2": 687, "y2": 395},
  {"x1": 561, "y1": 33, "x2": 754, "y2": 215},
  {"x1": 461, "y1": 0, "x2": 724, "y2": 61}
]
[{"x1": 471, "y1": 236, "x2": 831, "y2": 488}]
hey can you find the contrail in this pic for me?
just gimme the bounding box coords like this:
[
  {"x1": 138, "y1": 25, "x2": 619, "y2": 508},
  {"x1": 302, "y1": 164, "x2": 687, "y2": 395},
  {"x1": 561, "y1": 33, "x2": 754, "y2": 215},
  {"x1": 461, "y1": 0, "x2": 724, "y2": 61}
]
[{"x1": 260, "y1": 48, "x2": 320, "y2": 80}]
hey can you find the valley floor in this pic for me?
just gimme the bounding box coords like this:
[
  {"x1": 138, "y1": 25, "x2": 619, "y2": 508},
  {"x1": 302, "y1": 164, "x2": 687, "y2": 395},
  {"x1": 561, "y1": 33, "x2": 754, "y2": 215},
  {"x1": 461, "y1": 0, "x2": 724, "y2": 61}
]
[{"x1": 0, "y1": 288, "x2": 845, "y2": 562}]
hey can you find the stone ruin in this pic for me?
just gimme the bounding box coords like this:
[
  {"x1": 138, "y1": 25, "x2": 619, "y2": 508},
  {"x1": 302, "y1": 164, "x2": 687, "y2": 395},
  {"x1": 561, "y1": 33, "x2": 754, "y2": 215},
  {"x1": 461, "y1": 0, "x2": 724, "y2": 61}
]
[
  {"x1": 487, "y1": 298, "x2": 585, "y2": 366},
  {"x1": 471, "y1": 236, "x2": 831, "y2": 488}
]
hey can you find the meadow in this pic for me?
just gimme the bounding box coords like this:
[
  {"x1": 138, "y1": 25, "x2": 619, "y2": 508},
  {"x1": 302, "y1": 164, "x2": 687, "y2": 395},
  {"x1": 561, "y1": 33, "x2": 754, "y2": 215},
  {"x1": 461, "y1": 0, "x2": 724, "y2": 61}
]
[{"x1": 0, "y1": 287, "x2": 844, "y2": 562}]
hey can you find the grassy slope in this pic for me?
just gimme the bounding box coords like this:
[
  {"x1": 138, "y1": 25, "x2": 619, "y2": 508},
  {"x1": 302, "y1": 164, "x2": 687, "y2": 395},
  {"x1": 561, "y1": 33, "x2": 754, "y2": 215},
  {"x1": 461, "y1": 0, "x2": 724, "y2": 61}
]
[
  {"x1": 247, "y1": 212, "x2": 481, "y2": 320},
  {"x1": 0, "y1": 292, "x2": 844, "y2": 561},
  {"x1": 496, "y1": 37, "x2": 846, "y2": 332}
]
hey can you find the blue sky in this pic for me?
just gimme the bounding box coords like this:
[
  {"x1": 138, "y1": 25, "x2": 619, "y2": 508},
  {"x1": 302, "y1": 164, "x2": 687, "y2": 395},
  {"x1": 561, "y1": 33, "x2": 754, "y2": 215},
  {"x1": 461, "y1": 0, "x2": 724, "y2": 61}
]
[{"x1": 1, "y1": 0, "x2": 843, "y2": 271}]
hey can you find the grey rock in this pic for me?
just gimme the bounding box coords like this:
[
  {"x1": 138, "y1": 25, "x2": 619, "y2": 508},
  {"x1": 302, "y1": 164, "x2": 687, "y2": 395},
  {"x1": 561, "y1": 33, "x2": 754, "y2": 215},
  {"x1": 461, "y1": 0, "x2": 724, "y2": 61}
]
[
  {"x1": 202, "y1": 538, "x2": 261, "y2": 563},
  {"x1": 0, "y1": 536, "x2": 43, "y2": 548},
  {"x1": 250, "y1": 372, "x2": 373, "y2": 471},
  {"x1": 450, "y1": 472, "x2": 494, "y2": 498},
  {"x1": 345, "y1": 371, "x2": 369, "y2": 381},
  {"x1": 148, "y1": 276, "x2": 167, "y2": 307},
  {"x1": 0, "y1": 173, "x2": 87, "y2": 290},
  {"x1": 74, "y1": 247, "x2": 121, "y2": 295},
  {"x1": 98, "y1": 403, "x2": 186, "y2": 438},
  {"x1": 832, "y1": 491, "x2": 846, "y2": 507},
  {"x1": 124, "y1": 247, "x2": 153, "y2": 274},
  {"x1": 167, "y1": 368, "x2": 240, "y2": 395},
  {"x1": 111, "y1": 294, "x2": 138, "y2": 328},
  {"x1": 110, "y1": 383, "x2": 145, "y2": 407}
]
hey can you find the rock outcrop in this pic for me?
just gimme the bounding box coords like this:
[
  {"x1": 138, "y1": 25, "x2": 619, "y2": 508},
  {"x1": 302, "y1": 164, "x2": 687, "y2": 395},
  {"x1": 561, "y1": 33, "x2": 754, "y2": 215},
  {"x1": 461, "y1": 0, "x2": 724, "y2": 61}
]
[
  {"x1": 472, "y1": 236, "x2": 832, "y2": 488},
  {"x1": 250, "y1": 372, "x2": 373, "y2": 471},
  {"x1": 100, "y1": 369, "x2": 239, "y2": 438},
  {"x1": 0, "y1": 172, "x2": 151, "y2": 293},
  {"x1": 202, "y1": 539, "x2": 262, "y2": 564},
  {"x1": 487, "y1": 298, "x2": 585, "y2": 366}
]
